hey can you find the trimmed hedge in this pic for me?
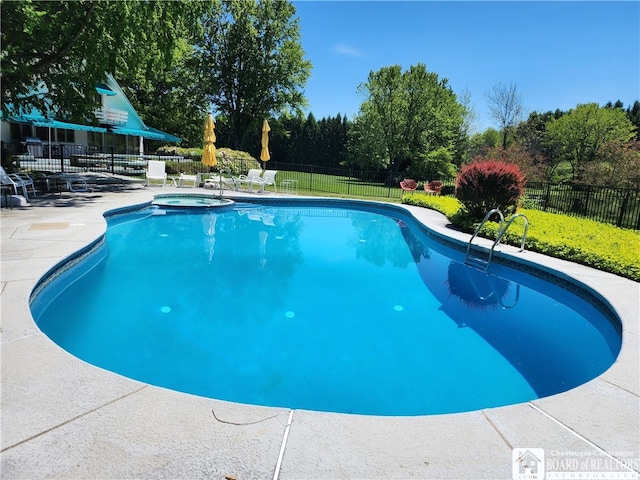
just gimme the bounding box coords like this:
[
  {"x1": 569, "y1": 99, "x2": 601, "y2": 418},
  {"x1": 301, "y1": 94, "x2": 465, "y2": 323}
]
[{"x1": 402, "y1": 193, "x2": 640, "y2": 282}]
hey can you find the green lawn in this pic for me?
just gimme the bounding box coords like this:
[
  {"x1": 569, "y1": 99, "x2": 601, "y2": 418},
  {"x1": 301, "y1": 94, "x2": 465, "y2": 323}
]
[
  {"x1": 271, "y1": 170, "x2": 402, "y2": 199},
  {"x1": 402, "y1": 193, "x2": 640, "y2": 282}
]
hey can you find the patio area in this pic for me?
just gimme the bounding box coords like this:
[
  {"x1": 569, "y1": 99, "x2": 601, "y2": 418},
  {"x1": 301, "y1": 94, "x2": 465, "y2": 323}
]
[{"x1": 1, "y1": 183, "x2": 638, "y2": 479}]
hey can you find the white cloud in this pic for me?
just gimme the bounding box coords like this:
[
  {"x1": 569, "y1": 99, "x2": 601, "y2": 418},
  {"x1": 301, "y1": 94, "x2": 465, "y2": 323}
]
[{"x1": 334, "y1": 43, "x2": 365, "y2": 57}]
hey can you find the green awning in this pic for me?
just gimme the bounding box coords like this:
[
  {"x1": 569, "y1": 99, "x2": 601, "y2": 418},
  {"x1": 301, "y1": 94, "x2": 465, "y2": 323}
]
[
  {"x1": 112, "y1": 126, "x2": 181, "y2": 143},
  {"x1": 95, "y1": 84, "x2": 116, "y2": 96},
  {"x1": 9, "y1": 113, "x2": 179, "y2": 142},
  {"x1": 146, "y1": 126, "x2": 182, "y2": 143},
  {"x1": 111, "y1": 127, "x2": 165, "y2": 140},
  {"x1": 10, "y1": 115, "x2": 107, "y2": 133},
  {"x1": 32, "y1": 119, "x2": 107, "y2": 133}
]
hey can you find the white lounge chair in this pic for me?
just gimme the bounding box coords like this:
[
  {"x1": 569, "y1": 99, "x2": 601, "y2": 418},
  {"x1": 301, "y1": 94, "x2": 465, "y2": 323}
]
[
  {"x1": 49, "y1": 173, "x2": 90, "y2": 192},
  {"x1": 146, "y1": 160, "x2": 167, "y2": 187},
  {"x1": 238, "y1": 168, "x2": 263, "y2": 192},
  {"x1": 259, "y1": 170, "x2": 278, "y2": 193},
  {"x1": 0, "y1": 166, "x2": 36, "y2": 199},
  {"x1": 178, "y1": 173, "x2": 198, "y2": 188},
  {"x1": 204, "y1": 174, "x2": 239, "y2": 191}
]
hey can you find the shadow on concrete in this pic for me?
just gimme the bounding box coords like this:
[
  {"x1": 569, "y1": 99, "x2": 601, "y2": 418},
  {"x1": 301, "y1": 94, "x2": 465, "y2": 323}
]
[{"x1": 4, "y1": 173, "x2": 147, "y2": 209}]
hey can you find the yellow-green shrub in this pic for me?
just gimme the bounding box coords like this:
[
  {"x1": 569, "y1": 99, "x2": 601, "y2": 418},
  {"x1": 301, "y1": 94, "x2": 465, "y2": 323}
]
[
  {"x1": 402, "y1": 194, "x2": 640, "y2": 282},
  {"x1": 402, "y1": 193, "x2": 462, "y2": 218}
]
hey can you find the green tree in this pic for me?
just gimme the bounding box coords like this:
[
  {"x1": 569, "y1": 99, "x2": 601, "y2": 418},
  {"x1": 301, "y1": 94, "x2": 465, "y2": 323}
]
[
  {"x1": 347, "y1": 111, "x2": 389, "y2": 170},
  {"x1": 195, "y1": 0, "x2": 311, "y2": 151},
  {"x1": 466, "y1": 128, "x2": 501, "y2": 161},
  {"x1": 511, "y1": 111, "x2": 557, "y2": 179},
  {"x1": 412, "y1": 147, "x2": 457, "y2": 180},
  {"x1": 1, "y1": 0, "x2": 208, "y2": 122},
  {"x1": 514, "y1": 111, "x2": 555, "y2": 155},
  {"x1": 119, "y1": 39, "x2": 208, "y2": 148},
  {"x1": 349, "y1": 63, "x2": 465, "y2": 177},
  {"x1": 544, "y1": 103, "x2": 637, "y2": 182},
  {"x1": 580, "y1": 139, "x2": 640, "y2": 188}
]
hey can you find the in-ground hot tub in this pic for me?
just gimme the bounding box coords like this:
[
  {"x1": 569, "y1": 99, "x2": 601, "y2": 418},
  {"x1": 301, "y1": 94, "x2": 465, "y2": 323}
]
[{"x1": 152, "y1": 193, "x2": 235, "y2": 209}]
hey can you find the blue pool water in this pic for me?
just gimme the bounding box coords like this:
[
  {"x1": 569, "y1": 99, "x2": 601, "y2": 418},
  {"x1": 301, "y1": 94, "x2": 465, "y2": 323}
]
[{"x1": 31, "y1": 199, "x2": 622, "y2": 416}]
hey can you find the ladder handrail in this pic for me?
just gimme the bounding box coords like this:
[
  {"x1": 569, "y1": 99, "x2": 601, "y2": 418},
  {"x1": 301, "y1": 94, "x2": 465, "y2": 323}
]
[
  {"x1": 494, "y1": 213, "x2": 529, "y2": 252},
  {"x1": 465, "y1": 208, "x2": 505, "y2": 260},
  {"x1": 465, "y1": 209, "x2": 529, "y2": 271}
]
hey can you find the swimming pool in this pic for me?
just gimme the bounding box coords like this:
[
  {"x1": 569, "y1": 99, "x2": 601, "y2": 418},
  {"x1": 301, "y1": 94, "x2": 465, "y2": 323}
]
[{"x1": 30, "y1": 197, "x2": 622, "y2": 416}]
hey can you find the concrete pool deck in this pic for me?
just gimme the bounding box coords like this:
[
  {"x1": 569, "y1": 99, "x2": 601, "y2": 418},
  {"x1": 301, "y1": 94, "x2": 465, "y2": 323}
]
[{"x1": 1, "y1": 183, "x2": 638, "y2": 479}]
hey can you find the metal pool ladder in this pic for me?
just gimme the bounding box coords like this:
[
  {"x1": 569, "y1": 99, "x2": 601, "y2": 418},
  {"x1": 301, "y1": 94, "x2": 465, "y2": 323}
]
[{"x1": 465, "y1": 209, "x2": 529, "y2": 271}]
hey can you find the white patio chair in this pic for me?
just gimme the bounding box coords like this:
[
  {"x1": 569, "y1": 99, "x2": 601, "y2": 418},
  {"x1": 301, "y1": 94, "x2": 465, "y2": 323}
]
[
  {"x1": 238, "y1": 168, "x2": 263, "y2": 192},
  {"x1": 0, "y1": 166, "x2": 36, "y2": 199},
  {"x1": 146, "y1": 160, "x2": 167, "y2": 187}
]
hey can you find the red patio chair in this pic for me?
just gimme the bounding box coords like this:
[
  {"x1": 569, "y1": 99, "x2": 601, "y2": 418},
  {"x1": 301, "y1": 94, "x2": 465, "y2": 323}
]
[
  {"x1": 400, "y1": 178, "x2": 418, "y2": 194},
  {"x1": 424, "y1": 180, "x2": 443, "y2": 195}
]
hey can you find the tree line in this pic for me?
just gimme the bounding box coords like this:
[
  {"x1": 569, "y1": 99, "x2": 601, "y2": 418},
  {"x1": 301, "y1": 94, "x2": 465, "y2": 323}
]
[
  {"x1": 223, "y1": 99, "x2": 639, "y2": 189},
  {"x1": 215, "y1": 113, "x2": 350, "y2": 168},
  {"x1": 467, "y1": 101, "x2": 640, "y2": 187}
]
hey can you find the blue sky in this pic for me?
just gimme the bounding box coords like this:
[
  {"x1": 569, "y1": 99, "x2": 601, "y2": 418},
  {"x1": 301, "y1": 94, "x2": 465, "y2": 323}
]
[{"x1": 293, "y1": 1, "x2": 639, "y2": 133}]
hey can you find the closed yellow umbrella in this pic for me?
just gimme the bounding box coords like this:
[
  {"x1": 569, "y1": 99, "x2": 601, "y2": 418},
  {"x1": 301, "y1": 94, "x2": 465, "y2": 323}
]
[
  {"x1": 260, "y1": 119, "x2": 270, "y2": 166},
  {"x1": 202, "y1": 114, "x2": 217, "y2": 168}
]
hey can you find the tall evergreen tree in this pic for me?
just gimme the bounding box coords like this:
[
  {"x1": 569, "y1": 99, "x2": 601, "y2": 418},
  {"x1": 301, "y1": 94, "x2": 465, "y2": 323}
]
[{"x1": 626, "y1": 101, "x2": 640, "y2": 139}]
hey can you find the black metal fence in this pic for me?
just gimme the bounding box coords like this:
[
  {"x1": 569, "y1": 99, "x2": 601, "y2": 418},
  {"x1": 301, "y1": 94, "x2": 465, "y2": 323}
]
[
  {"x1": 3, "y1": 141, "x2": 639, "y2": 229},
  {"x1": 1, "y1": 143, "x2": 188, "y2": 177},
  {"x1": 266, "y1": 161, "x2": 460, "y2": 197},
  {"x1": 524, "y1": 182, "x2": 640, "y2": 230}
]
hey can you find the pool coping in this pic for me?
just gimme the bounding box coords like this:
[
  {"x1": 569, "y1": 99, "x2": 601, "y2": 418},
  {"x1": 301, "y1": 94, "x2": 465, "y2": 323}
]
[{"x1": 1, "y1": 186, "x2": 638, "y2": 479}]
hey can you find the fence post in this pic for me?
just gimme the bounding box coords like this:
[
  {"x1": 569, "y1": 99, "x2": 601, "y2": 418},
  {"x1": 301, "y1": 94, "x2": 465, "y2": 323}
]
[
  {"x1": 617, "y1": 189, "x2": 630, "y2": 228},
  {"x1": 388, "y1": 171, "x2": 393, "y2": 197},
  {"x1": 309, "y1": 164, "x2": 314, "y2": 192},
  {"x1": 348, "y1": 168, "x2": 352, "y2": 196},
  {"x1": 59, "y1": 144, "x2": 65, "y2": 173},
  {"x1": 583, "y1": 185, "x2": 592, "y2": 217},
  {"x1": 543, "y1": 183, "x2": 552, "y2": 211},
  {"x1": 110, "y1": 146, "x2": 115, "y2": 174}
]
